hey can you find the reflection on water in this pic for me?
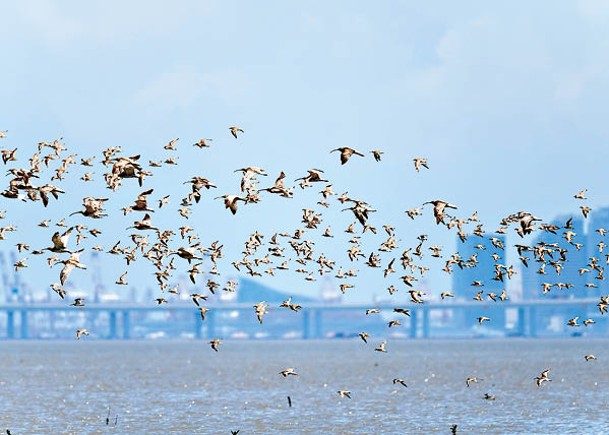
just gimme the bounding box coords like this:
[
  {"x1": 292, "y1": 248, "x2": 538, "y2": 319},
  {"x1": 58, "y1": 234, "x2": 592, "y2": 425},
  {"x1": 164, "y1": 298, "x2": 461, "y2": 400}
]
[{"x1": 0, "y1": 339, "x2": 606, "y2": 434}]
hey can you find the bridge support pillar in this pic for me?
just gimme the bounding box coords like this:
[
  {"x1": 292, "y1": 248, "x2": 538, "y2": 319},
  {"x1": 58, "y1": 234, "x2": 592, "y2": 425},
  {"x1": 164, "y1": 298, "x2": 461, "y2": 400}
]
[
  {"x1": 109, "y1": 311, "x2": 117, "y2": 339},
  {"x1": 7, "y1": 311, "x2": 15, "y2": 339},
  {"x1": 410, "y1": 309, "x2": 418, "y2": 339},
  {"x1": 20, "y1": 310, "x2": 28, "y2": 339},
  {"x1": 517, "y1": 307, "x2": 526, "y2": 336},
  {"x1": 422, "y1": 308, "x2": 430, "y2": 338},
  {"x1": 122, "y1": 311, "x2": 130, "y2": 339},
  {"x1": 314, "y1": 310, "x2": 322, "y2": 339},
  {"x1": 194, "y1": 310, "x2": 201, "y2": 339},
  {"x1": 302, "y1": 310, "x2": 311, "y2": 339},
  {"x1": 206, "y1": 310, "x2": 216, "y2": 339},
  {"x1": 529, "y1": 307, "x2": 537, "y2": 337}
]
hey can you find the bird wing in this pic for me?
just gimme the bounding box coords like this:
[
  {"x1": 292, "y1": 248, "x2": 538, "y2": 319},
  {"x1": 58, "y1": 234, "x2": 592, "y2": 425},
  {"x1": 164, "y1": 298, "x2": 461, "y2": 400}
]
[{"x1": 60, "y1": 263, "x2": 75, "y2": 285}]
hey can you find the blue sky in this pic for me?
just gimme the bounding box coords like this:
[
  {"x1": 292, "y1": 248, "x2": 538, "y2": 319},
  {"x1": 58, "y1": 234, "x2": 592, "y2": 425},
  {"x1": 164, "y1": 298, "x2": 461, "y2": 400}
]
[{"x1": 0, "y1": 1, "x2": 608, "y2": 302}]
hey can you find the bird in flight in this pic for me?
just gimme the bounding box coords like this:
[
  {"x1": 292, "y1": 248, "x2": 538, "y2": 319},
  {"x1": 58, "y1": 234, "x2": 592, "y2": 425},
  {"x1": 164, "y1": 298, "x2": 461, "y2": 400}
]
[
  {"x1": 337, "y1": 390, "x2": 352, "y2": 399},
  {"x1": 413, "y1": 157, "x2": 429, "y2": 172},
  {"x1": 229, "y1": 126, "x2": 244, "y2": 139},
  {"x1": 209, "y1": 338, "x2": 222, "y2": 352},
  {"x1": 76, "y1": 328, "x2": 89, "y2": 340},
  {"x1": 331, "y1": 147, "x2": 365, "y2": 165}
]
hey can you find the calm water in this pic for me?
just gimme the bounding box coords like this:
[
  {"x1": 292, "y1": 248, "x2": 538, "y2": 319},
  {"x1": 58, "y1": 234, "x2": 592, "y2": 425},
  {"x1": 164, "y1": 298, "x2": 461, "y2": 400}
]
[{"x1": 0, "y1": 338, "x2": 607, "y2": 434}]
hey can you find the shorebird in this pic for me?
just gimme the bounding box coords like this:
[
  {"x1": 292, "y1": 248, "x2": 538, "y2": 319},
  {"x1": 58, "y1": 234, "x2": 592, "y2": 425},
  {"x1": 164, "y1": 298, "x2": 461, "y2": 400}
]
[
  {"x1": 76, "y1": 328, "x2": 89, "y2": 340},
  {"x1": 295, "y1": 169, "x2": 328, "y2": 184},
  {"x1": 127, "y1": 213, "x2": 158, "y2": 231},
  {"x1": 574, "y1": 189, "x2": 588, "y2": 200},
  {"x1": 423, "y1": 200, "x2": 457, "y2": 225},
  {"x1": 279, "y1": 368, "x2": 299, "y2": 377},
  {"x1": 215, "y1": 194, "x2": 246, "y2": 215},
  {"x1": 50, "y1": 282, "x2": 66, "y2": 299},
  {"x1": 131, "y1": 189, "x2": 155, "y2": 212},
  {"x1": 13, "y1": 257, "x2": 28, "y2": 271},
  {"x1": 370, "y1": 150, "x2": 384, "y2": 161},
  {"x1": 567, "y1": 316, "x2": 580, "y2": 327},
  {"x1": 413, "y1": 157, "x2": 429, "y2": 172},
  {"x1": 229, "y1": 126, "x2": 244, "y2": 139},
  {"x1": 198, "y1": 307, "x2": 210, "y2": 320},
  {"x1": 164, "y1": 138, "x2": 179, "y2": 150},
  {"x1": 337, "y1": 390, "x2": 351, "y2": 399},
  {"x1": 70, "y1": 197, "x2": 109, "y2": 218},
  {"x1": 534, "y1": 368, "x2": 551, "y2": 387},
  {"x1": 584, "y1": 354, "x2": 597, "y2": 361},
  {"x1": 393, "y1": 308, "x2": 411, "y2": 317},
  {"x1": 169, "y1": 247, "x2": 203, "y2": 264},
  {"x1": 57, "y1": 250, "x2": 87, "y2": 285},
  {"x1": 1, "y1": 148, "x2": 17, "y2": 164},
  {"x1": 477, "y1": 316, "x2": 491, "y2": 326},
  {"x1": 331, "y1": 147, "x2": 365, "y2": 165},
  {"x1": 209, "y1": 338, "x2": 221, "y2": 352},
  {"x1": 374, "y1": 340, "x2": 387, "y2": 352},
  {"x1": 359, "y1": 332, "x2": 369, "y2": 343},
  {"x1": 392, "y1": 378, "x2": 408, "y2": 388},
  {"x1": 190, "y1": 293, "x2": 208, "y2": 307},
  {"x1": 253, "y1": 301, "x2": 269, "y2": 324},
  {"x1": 70, "y1": 297, "x2": 85, "y2": 307},
  {"x1": 193, "y1": 138, "x2": 213, "y2": 148},
  {"x1": 115, "y1": 271, "x2": 128, "y2": 285},
  {"x1": 466, "y1": 377, "x2": 482, "y2": 387}
]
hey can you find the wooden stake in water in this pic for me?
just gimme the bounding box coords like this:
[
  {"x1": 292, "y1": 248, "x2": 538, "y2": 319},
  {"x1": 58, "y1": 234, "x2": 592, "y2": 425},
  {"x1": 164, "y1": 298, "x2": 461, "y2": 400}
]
[{"x1": 287, "y1": 396, "x2": 292, "y2": 408}]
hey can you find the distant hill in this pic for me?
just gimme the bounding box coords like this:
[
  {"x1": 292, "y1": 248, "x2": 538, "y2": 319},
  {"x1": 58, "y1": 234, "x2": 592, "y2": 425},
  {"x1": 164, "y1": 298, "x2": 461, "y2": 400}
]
[{"x1": 236, "y1": 277, "x2": 320, "y2": 304}]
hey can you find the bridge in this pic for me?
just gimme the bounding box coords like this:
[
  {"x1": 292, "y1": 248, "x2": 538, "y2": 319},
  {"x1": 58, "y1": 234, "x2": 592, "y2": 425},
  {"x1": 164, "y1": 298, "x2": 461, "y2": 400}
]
[{"x1": 0, "y1": 298, "x2": 603, "y2": 339}]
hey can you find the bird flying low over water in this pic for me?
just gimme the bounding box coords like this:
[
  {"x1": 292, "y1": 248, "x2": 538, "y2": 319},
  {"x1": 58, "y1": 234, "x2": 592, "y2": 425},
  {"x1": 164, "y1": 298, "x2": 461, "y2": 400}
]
[
  {"x1": 279, "y1": 368, "x2": 299, "y2": 377},
  {"x1": 535, "y1": 368, "x2": 552, "y2": 387},
  {"x1": 209, "y1": 338, "x2": 222, "y2": 352},
  {"x1": 466, "y1": 377, "x2": 482, "y2": 387},
  {"x1": 392, "y1": 378, "x2": 407, "y2": 388}
]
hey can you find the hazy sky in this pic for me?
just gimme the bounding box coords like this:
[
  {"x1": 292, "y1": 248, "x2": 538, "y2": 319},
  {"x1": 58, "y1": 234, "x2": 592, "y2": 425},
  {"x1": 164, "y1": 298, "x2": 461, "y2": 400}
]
[{"x1": 0, "y1": 1, "x2": 608, "y2": 302}]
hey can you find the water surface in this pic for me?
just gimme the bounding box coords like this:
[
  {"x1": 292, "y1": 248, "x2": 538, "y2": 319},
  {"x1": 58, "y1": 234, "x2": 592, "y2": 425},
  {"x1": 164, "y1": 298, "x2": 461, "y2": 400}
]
[{"x1": 0, "y1": 339, "x2": 606, "y2": 434}]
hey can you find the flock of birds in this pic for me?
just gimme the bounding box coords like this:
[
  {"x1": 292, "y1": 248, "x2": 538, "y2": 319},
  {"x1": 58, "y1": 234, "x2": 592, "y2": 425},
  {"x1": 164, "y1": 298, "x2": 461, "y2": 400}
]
[{"x1": 0, "y1": 127, "x2": 605, "y2": 417}]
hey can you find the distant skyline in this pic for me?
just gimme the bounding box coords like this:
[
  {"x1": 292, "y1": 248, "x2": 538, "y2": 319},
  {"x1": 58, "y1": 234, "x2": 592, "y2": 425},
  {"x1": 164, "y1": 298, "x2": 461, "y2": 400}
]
[{"x1": 1, "y1": 1, "x2": 608, "y2": 302}]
